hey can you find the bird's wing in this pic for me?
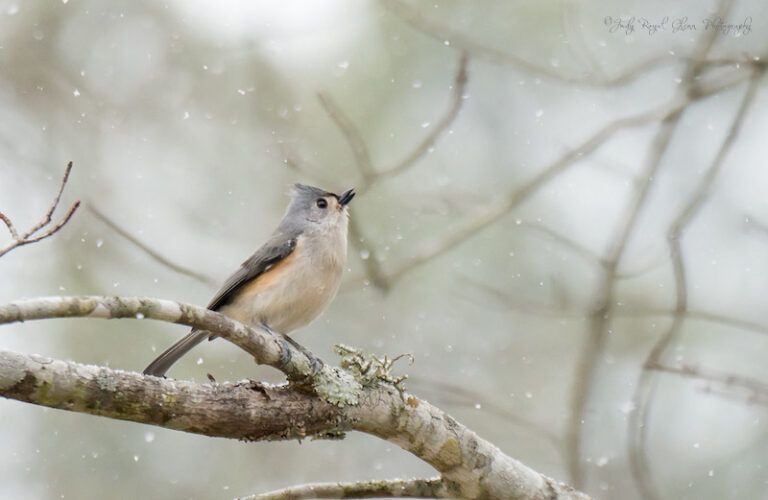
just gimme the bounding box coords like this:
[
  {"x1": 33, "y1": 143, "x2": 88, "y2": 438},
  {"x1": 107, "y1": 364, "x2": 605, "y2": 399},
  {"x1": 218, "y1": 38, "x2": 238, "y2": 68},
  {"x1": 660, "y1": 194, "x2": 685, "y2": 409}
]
[
  {"x1": 142, "y1": 231, "x2": 299, "y2": 377},
  {"x1": 207, "y1": 233, "x2": 298, "y2": 311}
]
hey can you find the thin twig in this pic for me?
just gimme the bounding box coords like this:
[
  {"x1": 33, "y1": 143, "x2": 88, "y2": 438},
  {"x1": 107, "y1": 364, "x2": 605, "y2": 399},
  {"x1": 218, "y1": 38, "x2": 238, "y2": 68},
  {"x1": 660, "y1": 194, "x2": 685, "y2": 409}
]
[
  {"x1": 0, "y1": 213, "x2": 19, "y2": 240},
  {"x1": 86, "y1": 204, "x2": 218, "y2": 288},
  {"x1": 25, "y1": 161, "x2": 75, "y2": 237},
  {"x1": 382, "y1": 0, "x2": 674, "y2": 87},
  {"x1": 318, "y1": 52, "x2": 471, "y2": 291},
  {"x1": 339, "y1": 72, "x2": 748, "y2": 291},
  {"x1": 380, "y1": 106, "x2": 678, "y2": 287},
  {"x1": 318, "y1": 91, "x2": 377, "y2": 183},
  {"x1": 649, "y1": 362, "x2": 768, "y2": 401},
  {"x1": 378, "y1": 51, "x2": 469, "y2": 178},
  {"x1": 0, "y1": 161, "x2": 80, "y2": 258},
  {"x1": 348, "y1": 215, "x2": 391, "y2": 292},
  {"x1": 567, "y1": 108, "x2": 686, "y2": 490},
  {"x1": 21, "y1": 202, "x2": 80, "y2": 245},
  {"x1": 520, "y1": 222, "x2": 603, "y2": 266},
  {"x1": 242, "y1": 477, "x2": 449, "y2": 500},
  {"x1": 464, "y1": 278, "x2": 768, "y2": 338}
]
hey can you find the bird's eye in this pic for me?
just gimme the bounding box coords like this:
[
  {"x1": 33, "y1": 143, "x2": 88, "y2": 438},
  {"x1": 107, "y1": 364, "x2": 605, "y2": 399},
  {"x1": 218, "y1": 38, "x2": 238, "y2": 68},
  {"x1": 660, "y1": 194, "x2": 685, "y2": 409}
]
[{"x1": 316, "y1": 198, "x2": 328, "y2": 209}]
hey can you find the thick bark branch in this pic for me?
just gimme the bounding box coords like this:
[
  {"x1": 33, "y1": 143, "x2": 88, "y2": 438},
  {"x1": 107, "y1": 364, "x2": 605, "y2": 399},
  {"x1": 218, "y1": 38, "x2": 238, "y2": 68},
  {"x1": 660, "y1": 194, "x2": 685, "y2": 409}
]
[
  {"x1": 243, "y1": 477, "x2": 449, "y2": 499},
  {"x1": 0, "y1": 295, "x2": 316, "y2": 382},
  {"x1": 0, "y1": 349, "x2": 343, "y2": 441},
  {"x1": 0, "y1": 296, "x2": 589, "y2": 499}
]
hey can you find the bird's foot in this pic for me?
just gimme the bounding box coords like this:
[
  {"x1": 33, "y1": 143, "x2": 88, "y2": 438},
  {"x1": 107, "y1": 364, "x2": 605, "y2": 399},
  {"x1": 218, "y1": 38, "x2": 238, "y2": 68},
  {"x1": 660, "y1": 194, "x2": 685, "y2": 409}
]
[{"x1": 283, "y1": 334, "x2": 324, "y2": 375}]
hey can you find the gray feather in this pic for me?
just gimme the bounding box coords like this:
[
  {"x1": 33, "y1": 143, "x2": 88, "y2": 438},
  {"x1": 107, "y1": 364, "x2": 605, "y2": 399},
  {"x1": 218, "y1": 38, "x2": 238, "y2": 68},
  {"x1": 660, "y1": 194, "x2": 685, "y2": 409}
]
[{"x1": 142, "y1": 232, "x2": 298, "y2": 377}]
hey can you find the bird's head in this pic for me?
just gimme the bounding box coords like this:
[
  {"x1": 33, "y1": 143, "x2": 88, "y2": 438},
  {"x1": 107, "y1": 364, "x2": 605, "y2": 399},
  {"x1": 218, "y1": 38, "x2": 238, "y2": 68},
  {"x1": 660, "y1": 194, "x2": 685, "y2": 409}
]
[{"x1": 285, "y1": 183, "x2": 355, "y2": 231}]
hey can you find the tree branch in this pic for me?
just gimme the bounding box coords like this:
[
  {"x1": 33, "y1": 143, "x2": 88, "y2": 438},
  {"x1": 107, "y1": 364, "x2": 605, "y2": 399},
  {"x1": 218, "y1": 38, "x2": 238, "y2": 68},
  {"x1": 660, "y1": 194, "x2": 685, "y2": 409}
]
[
  {"x1": 317, "y1": 52, "x2": 470, "y2": 291},
  {"x1": 0, "y1": 296, "x2": 320, "y2": 383},
  {"x1": 628, "y1": 64, "x2": 765, "y2": 499},
  {"x1": 567, "y1": 0, "x2": 738, "y2": 491},
  {"x1": 0, "y1": 161, "x2": 80, "y2": 258},
  {"x1": 338, "y1": 70, "x2": 749, "y2": 294},
  {"x1": 242, "y1": 477, "x2": 450, "y2": 499},
  {"x1": 381, "y1": 0, "x2": 674, "y2": 87},
  {"x1": 379, "y1": 106, "x2": 675, "y2": 287},
  {"x1": 318, "y1": 92, "x2": 377, "y2": 183},
  {"x1": 0, "y1": 295, "x2": 589, "y2": 499},
  {"x1": 647, "y1": 361, "x2": 768, "y2": 399},
  {"x1": 378, "y1": 51, "x2": 468, "y2": 179},
  {"x1": 0, "y1": 349, "x2": 342, "y2": 441},
  {"x1": 465, "y1": 278, "x2": 768, "y2": 342},
  {"x1": 87, "y1": 204, "x2": 219, "y2": 288}
]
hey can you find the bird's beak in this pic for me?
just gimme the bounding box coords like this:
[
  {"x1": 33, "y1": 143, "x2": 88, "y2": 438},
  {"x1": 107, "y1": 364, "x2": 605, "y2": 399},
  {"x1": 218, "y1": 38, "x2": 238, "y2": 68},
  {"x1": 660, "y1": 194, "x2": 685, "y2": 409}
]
[{"x1": 338, "y1": 188, "x2": 356, "y2": 206}]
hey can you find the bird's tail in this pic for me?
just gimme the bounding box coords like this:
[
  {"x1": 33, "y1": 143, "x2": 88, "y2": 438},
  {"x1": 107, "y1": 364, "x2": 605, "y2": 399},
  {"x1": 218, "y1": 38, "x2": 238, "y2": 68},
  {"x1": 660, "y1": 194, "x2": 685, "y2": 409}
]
[{"x1": 143, "y1": 329, "x2": 211, "y2": 377}]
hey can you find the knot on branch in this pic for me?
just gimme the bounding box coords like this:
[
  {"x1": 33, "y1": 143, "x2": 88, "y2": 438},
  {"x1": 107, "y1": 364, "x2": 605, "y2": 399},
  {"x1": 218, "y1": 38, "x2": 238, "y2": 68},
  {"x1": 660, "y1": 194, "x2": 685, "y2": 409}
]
[{"x1": 334, "y1": 343, "x2": 413, "y2": 398}]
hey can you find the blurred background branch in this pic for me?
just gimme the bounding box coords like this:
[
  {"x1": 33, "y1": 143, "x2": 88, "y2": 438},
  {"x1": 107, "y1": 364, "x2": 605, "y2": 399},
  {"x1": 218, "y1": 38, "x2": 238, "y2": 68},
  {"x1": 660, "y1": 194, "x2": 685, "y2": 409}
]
[
  {"x1": 86, "y1": 204, "x2": 219, "y2": 288},
  {"x1": 628, "y1": 62, "x2": 765, "y2": 500},
  {"x1": 244, "y1": 477, "x2": 448, "y2": 499}
]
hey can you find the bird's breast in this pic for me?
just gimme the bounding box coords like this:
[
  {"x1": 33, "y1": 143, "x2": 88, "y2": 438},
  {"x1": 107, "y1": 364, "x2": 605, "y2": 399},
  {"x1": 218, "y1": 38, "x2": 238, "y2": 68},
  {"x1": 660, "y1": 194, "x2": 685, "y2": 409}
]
[{"x1": 221, "y1": 234, "x2": 346, "y2": 333}]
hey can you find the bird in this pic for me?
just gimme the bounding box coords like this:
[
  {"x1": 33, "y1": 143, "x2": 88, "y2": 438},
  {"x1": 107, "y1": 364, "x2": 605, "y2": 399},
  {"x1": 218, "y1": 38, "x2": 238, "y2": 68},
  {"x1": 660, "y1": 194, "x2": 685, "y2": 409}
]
[{"x1": 143, "y1": 183, "x2": 355, "y2": 377}]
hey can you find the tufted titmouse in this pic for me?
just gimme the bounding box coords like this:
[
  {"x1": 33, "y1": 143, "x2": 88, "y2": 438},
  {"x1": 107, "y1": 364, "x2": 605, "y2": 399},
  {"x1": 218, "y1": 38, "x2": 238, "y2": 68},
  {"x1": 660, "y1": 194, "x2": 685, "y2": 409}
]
[{"x1": 143, "y1": 183, "x2": 355, "y2": 377}]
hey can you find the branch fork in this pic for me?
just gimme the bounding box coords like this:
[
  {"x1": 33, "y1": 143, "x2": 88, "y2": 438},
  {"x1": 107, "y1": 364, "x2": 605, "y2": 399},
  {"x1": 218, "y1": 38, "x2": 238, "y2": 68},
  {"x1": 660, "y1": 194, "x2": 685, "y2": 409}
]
[{"x1": 0, "y1": 161, "x2": 80, "y2": 258}]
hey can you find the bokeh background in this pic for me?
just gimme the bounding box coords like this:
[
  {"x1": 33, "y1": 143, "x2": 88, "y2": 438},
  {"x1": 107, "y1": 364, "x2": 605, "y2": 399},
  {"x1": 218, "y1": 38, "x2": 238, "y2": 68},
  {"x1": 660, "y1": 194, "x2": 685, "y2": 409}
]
[{"x1": 1, "y1": 1, "x2": 768, "y2": 499}]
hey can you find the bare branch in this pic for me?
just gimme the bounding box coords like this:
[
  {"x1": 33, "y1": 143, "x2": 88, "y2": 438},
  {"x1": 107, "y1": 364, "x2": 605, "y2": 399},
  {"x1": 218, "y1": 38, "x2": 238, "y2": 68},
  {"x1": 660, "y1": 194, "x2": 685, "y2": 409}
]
[
  {"x1": 519, "y1": 222, "x2": 603, "y2": 267},
  {"x1": 380, "y1": 106, "x2": 672, "y2": 287},
  {"x1": 319, "y1": 52, "x2": 469, "y2": 190},
  {"x1": 0, "y1": 295, "x2": 590, "y2": 499},
  {"x1": 566, "y1": 2, "x2": 738, "y2": 487},
  {"x1": 378, "y1": 51, "x2": 469, "y2": 178},
  {"x1": 319, "y1": 52, "x2": 470, "y2": 291},
  {"x1": 0, "y1": 349, "x2": 342, "y2": 441},
  {"x1": 0, "y1": 212, "x2": 18, "y2": 240},
  {"x1": 318, "y1": 91, "x2": 377, "y2": 182},
  {"x1": 0, "y1": 161, "x2": 80, "y2": 258},
  {"x1": 628, "y1": 65, "x2": 765, "y2": 499},
  {"x1": 19, "y1": 201, "x2": 80, "y2": 245},
  {"x1": 341, "y1": 71, "x2": 748, "y2": 292},
  {"x1": 0, "y1": 296, "x2": 320, "y2": 384},
  {"x1": 87, "y1": 204, "x2": 218, "y2": 288},
  {"x1": 328, "y1": 55, "x2": 748, "y2": 294},
  {"x1": 698, "y1": 384, "x2": 768, "y2": 408},
  {"x1": 648, "y1": 361, "x2": 768, "y2": 403},
  {"x1": 466, "y1": 278, "x2": 768, "y2": 339},
  {"x1": 348, "y1": 215, "x2": 391, "y2": 292},
  {"x1": 24, "y1": 160, "x2": 75, "y2": 237},
  {"x1": 242, "y1": 477, "x2": 450, "y2": 499},
  {"x1": 567, "y1": 105, "x2": 686, "y2": 489},
  {"x1": 381, "y1": 0, "x2": 674, "y2": 87}
]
